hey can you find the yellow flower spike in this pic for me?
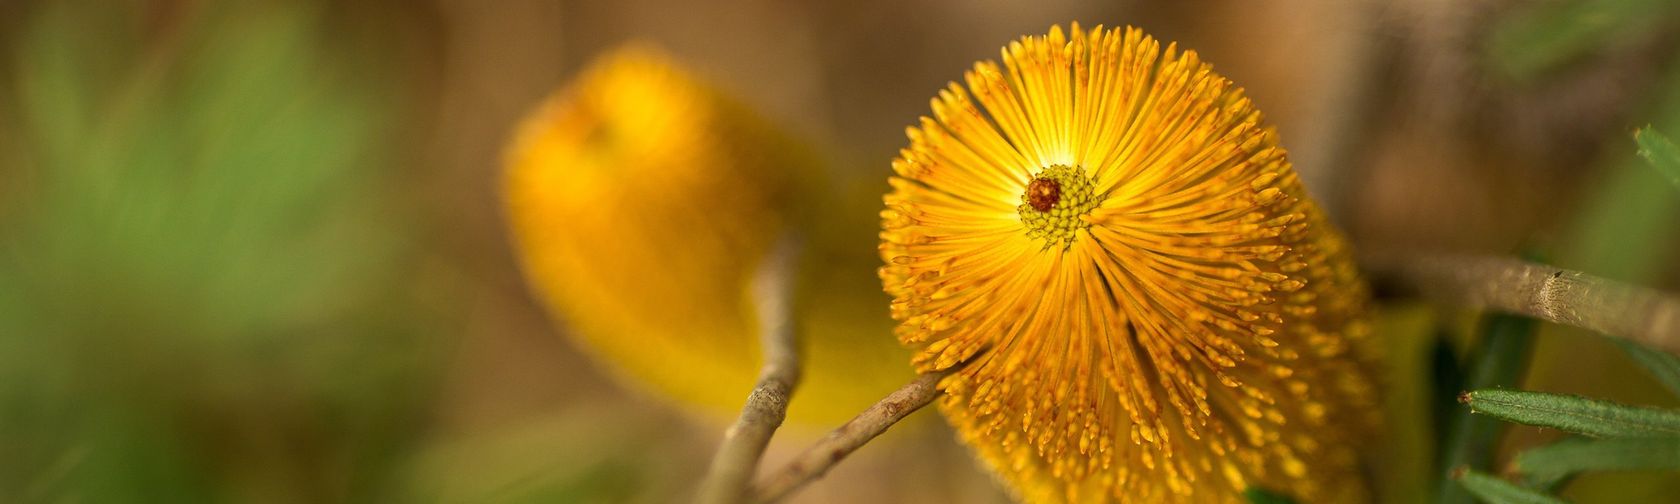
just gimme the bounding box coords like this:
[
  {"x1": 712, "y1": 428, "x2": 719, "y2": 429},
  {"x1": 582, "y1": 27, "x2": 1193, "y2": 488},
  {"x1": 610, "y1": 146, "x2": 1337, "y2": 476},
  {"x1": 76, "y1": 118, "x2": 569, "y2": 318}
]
[
  {"x1": 504, "y1": 46, "x2": 908, "y2": 424},
  {"x1": 879, "y1": 25, "x2": 1379, "y2": 503}
]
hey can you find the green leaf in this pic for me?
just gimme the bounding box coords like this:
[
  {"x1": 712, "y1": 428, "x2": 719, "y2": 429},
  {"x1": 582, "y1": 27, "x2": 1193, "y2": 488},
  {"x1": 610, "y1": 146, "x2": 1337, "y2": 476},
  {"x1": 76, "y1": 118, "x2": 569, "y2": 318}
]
[
  {"x1": 1614, "y1": 338, "x2": 1680, "y2": 398},
  {"x1": 1513, "y1": 436, "x2": 1680, "y2": 489},
  {"x1": 1243, "y1": 486, "x2": 1298, "y2": 504},
  {"x1": 1485, "y1": 0, "x2": 1678, "y2": 82},
  {"x1": 1, "y1": 2, "x2": 445, "y2": 501},
  {"x1": 1464, "y1": 389, "x2": 1680, "y2": 438},
  {"x1": 1635, "y1": 127, "x2": 1680, "y2": 191},
  {"x1": 1431, "y1": 331, "x2": 1466, "y2": 459},
  {"x1": 1453, "y1": 467, "x2": 1569, "y2": 504},
  {"x1": 1437, "y1": 313, "x2": 1538, "y2": 504}
]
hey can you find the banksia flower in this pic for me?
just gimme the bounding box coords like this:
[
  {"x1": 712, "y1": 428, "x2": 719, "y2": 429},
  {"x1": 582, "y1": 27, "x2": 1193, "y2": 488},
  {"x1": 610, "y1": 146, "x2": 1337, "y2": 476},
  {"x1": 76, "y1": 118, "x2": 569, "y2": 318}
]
[
  {"x1": 879, "y1": 25, "x2": 1378, "y2": 502},
  {"x1": 505, "y1": 46, "x2": 907, "y2": 424}
]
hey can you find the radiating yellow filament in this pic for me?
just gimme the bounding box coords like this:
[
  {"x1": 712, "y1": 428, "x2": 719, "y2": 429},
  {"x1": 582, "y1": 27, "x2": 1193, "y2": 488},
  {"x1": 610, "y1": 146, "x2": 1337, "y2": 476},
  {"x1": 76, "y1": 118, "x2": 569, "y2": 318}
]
[{"x1": 879, "y1": 24, "x2": 1378, "y2": 503}]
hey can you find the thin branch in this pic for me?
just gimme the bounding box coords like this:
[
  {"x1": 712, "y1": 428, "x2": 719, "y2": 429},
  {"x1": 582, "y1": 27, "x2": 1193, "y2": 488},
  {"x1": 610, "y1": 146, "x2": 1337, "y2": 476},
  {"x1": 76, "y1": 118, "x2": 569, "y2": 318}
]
[
  {"x1": 695, "y1": 236, "x2": 803, "y2": 504},
  {"x1": 1368, "y1": 253, "x2": 1680, "y2": 356},
  {"x1": 749, "y1": 368, "x2": 952, "y2": 504}
]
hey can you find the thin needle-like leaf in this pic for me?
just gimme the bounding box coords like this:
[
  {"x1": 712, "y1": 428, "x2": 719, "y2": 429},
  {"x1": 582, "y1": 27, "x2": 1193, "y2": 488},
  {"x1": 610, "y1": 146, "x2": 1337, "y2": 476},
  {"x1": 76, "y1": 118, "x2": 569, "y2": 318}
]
[
  {"x1": 1431, "y1": 332, "x2": 1467, "y2": 448},
  {"x1": 1635, "y1": 127, "x2": 1680, "y2": 191},
  {"x1": 1437, "y1": 313, "x2": 1536, "y2": 504},
  {"x1": 1512, "y1": 436, "x2": 1680, "y2": 489},
  {"x1": 1463, "y1": 389, "x2": 1680, "y2": 438},
  {"x1": 1452, "y1": 467, "x2": 1568, "y2": 504},
  {"x1": 1614, "y1": 339, "x2": 1680, "y2": 398}
]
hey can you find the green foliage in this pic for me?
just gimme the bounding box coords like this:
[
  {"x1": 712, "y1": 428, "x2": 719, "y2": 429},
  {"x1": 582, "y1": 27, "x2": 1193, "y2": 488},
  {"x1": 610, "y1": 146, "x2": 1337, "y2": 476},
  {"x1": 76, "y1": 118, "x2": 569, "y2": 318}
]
[
  {"x1": 1430, "y1": 333, "x2": 1466, "y2": 463},
  {"x1": 1513, "y1": 437, "x2": 1680, "y2": 489},
  {"x1": 533, "y1": 459, "x2": 645, "y2": 504},
  {"x1": 1456, "y1": 4, "x2": 1680, "y2": 504},
  {"x1": 1463, "y1": 389, "x2": 1680, "y2": 438},
  {"x1": 1560, "y1": 44, "x2": 1680, "y2": 283},
  {"x1": 1242, "y1": 487, "x2": 1298, "y2": 504},
  {"x1": 1437, "y1": 313, "x2": 1538, "y2": 504},
  {"x1": 1443, "y1": 122, "x2": 1680, "y2": 504},
  {"x1": 1461, "y1": 376, "x2": 1680, "y2": 500},
  {"x1": 1485, "y1": 0, "x2": 1679, "y2": 82},
  {"x1": 1452, "y1": 468, "x2": 1569, "y2": 504},
  {"x1": 0, "y1": 1, "x2": 453, "y2": 501},
  {"x1": 1635, "y1": 127, "x2": 1680, "y2": 191},
  {"x1": 1614, "y1": 339, "x2": 1680, "y2": 398}
]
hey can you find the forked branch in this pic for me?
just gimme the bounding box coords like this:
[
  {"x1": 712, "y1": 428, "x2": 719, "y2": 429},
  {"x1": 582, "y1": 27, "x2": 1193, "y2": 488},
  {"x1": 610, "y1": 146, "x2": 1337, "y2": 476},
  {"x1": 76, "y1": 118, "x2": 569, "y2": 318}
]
[
  {"x1": 749, "y1": 369, "x2": 953, "y2": 503},
  {"x1": 695, "y1": 236, "x2": 803, "y2": 504}
]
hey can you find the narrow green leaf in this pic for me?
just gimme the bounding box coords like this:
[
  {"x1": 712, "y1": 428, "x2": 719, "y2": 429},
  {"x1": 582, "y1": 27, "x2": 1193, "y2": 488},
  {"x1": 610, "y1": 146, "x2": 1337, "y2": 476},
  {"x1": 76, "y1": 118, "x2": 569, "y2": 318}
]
[
  {"x1": 1437, "y1": 313, "x2": 1537, "y2": 504},
  {"x1": 1513, "y1": 436, "x2": 1680, "y2": 489},
  {"x1": 1614, "y1": 338, "x2": 1680, "y2": 398},
  {"x1": 1635, "y1": 127, "x2": 1680, "y2": 191},
  {"x1": 1243, "y1": 486, "x2": 1297, "y2": 504},
  {"x1": 1464, "y1": 389, "x2": 1680, "y2": 438},
  {"x1": 1453, "y1": 467, "x2": 1568, "y2": 504},
  {"x1": 1431, "y1": 331, "x2": 1466, "y2": 459}
]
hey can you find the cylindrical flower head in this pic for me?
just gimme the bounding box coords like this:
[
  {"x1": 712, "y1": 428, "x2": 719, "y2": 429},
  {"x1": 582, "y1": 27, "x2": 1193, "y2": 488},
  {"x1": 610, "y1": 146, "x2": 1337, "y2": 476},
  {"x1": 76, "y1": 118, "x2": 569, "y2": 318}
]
[
  {"x1": 879, "y1": 25, "x2": 1378, "y2": 502},
  {"x1": 504, "y1": 46, "x2": 907, "y2": 423}
]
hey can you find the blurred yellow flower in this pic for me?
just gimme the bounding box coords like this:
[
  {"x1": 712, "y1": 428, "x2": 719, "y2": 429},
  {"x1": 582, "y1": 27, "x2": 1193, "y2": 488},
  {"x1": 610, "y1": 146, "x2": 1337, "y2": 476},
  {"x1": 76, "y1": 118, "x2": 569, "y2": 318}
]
[
  {"x1": 504, "y1": 46, "x2": 909, "y2": 425},
  {"x1": 879, "y1": 25, "x2": 1378, "y2": 502}
]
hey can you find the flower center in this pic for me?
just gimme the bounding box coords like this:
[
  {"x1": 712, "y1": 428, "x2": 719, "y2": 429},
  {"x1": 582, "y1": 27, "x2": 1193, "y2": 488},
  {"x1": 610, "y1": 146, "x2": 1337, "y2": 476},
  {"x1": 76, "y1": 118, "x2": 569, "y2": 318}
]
[{"x1": 1017, "y1": 164, "x2": 1097, "y2": 249}]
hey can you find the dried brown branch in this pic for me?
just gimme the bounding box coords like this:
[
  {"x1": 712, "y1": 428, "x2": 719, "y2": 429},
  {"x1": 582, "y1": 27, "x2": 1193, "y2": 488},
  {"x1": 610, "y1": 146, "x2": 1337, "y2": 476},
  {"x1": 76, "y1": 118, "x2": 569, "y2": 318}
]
[
  {"x1": 695, "y1": 237, "x2": 802, "y2": 504},
  {"x1": 748, "y1": 369, "x2": 952, "y2": 504},
  {"x1": 1369, "y1": 253, "x2": 1680, "y2": 356}
]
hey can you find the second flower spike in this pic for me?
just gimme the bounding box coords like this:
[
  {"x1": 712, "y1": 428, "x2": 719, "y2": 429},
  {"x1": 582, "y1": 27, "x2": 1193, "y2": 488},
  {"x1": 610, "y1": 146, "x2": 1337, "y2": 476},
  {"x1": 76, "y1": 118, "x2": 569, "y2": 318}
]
[{"x1": 505, "y1": 46, "x2": 910, "y2": 426}]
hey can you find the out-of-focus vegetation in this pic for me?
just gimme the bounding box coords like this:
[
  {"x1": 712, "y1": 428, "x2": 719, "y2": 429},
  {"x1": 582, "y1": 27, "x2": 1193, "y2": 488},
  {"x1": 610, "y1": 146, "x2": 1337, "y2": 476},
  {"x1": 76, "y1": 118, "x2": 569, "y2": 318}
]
[
  {"x1": 0, "y1": 2, "x2": 453, "y2": 501},
  {"x1": 1484, "y1": 0, "x2": 1679, "y2": 82},
  {"x1": 1433, "y1": 129, "x2": 1680, "y2": 504},
  {"x1": 1, "y1": 0, "x2": 1678, "y2": 503},
  {"x1": 1636, "y1": 128, "x2": 1680, "y2": 190}
]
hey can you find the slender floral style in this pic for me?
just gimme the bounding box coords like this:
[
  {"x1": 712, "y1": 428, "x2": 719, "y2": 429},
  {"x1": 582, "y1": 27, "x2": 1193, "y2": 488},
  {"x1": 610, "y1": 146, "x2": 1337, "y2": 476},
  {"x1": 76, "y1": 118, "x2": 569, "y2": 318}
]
[{"x1": 879, "y1": 24, "x2": 1379, "y2": 502}]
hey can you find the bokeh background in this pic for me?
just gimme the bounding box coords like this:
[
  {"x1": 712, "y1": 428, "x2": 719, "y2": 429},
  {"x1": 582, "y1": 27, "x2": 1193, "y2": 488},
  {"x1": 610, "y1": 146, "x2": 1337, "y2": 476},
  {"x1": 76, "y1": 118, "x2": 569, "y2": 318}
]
[{"x1": 2, "y1": 0, "x2": 1679, "y2": 502}]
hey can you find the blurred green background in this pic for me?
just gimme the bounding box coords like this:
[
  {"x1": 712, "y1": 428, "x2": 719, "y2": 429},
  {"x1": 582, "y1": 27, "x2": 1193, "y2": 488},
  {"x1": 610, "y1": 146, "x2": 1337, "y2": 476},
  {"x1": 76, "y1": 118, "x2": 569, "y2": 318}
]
[{"x1": 1, "y1": 0, "x2": 1678, "y2": 502}]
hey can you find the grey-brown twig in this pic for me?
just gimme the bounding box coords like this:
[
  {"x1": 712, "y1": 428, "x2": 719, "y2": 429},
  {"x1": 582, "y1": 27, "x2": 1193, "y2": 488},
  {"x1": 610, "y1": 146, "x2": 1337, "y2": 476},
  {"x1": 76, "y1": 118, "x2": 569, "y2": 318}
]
[
  {"x1": 695, "y1": 236, "x2": 802, "y2": 504},
  {"x1": 1369, "y1": 253, "x2": 1680, "y2": 356},
  {"x1": 748, "y1": 369, "x2": 952, "y2": 504}
]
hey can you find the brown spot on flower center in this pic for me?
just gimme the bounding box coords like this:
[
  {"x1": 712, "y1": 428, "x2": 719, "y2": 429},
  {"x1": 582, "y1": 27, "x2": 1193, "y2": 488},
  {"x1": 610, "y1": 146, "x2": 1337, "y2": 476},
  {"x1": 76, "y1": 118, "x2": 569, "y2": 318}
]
[
  {"x1": 1027, "y1": 178, "x2": 1061, "y2": 212},
  {"x1": 1017, "y1": 165, "x2": 1095, "y2": 249}
]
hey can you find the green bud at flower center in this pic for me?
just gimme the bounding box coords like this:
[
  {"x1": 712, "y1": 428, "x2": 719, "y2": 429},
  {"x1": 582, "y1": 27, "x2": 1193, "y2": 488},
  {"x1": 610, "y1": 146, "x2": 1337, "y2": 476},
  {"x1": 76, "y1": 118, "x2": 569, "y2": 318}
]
[{"x1": 1017, "y1": 164, "x2": 1097, "y2": 250}]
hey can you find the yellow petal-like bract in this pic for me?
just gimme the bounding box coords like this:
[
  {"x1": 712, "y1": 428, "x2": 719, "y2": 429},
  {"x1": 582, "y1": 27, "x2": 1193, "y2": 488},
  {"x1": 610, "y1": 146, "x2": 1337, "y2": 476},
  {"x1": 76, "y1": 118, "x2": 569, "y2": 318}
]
[
  {"x1": 879, "y1": 25, "x2": 1378, "y2": 502},
  {"x1": 505, "y1": 46, "x2": 907, "y2": 424}
]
